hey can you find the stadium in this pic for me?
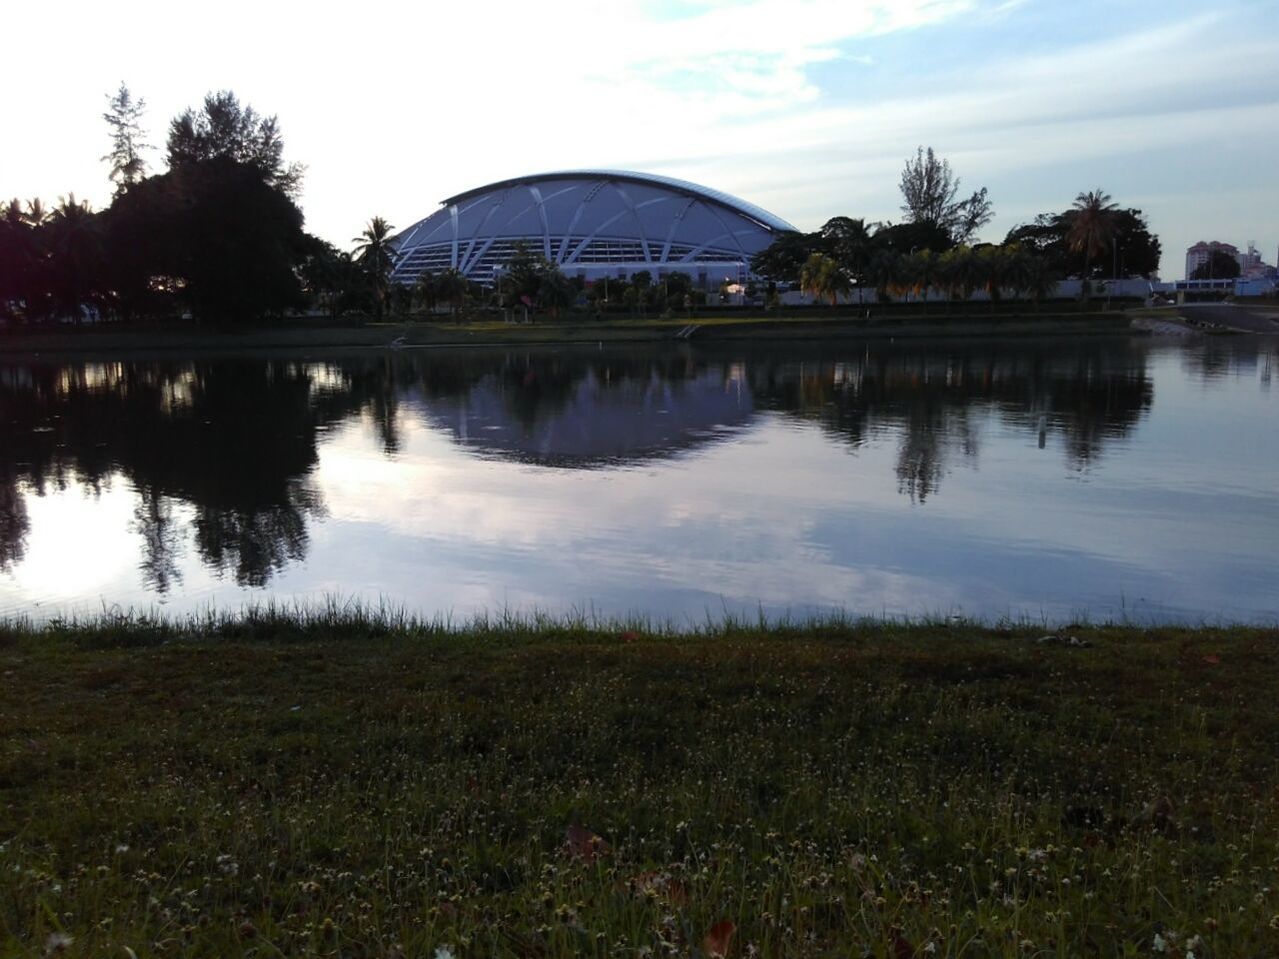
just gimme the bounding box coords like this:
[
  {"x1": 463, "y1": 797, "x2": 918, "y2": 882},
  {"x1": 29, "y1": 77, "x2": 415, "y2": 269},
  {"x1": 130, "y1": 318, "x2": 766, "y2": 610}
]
[{"x1": 389, "y1": 170, "x2": 795, "y2": 290}]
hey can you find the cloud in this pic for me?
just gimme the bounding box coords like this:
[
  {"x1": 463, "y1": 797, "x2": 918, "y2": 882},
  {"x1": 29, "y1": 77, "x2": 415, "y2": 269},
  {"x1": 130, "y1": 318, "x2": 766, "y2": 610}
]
[{"x1": 1, "y1": 0, "x2": 1275, "y2": 278}]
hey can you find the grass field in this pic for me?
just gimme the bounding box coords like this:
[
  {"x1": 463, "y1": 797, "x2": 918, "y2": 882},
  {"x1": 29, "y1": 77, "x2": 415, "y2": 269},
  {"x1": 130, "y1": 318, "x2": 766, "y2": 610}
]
[
  {"x1": 0, "y1": 308, "x2": 1134, "y2": 355},
  {"x1": 2, "y1": 611, "x2": 1277, "y2": 957}
]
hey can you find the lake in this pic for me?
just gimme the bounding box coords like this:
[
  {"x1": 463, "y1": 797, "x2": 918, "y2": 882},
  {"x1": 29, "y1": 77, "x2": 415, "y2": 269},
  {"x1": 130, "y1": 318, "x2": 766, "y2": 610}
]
[{"x1": 1, "y1": 335, "x2": 1276, "y2": 625}]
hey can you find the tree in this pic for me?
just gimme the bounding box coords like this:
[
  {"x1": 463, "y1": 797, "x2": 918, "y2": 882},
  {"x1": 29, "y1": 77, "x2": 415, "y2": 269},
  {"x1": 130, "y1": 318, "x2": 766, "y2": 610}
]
[
  {"x1": 1190, "y1": 250, "x2": 1240, "y2": 281},
  {"x1": 352, "y1": 217, "x2": 397, "y2": 320},
  {"x1": 436, "y1": 268, "x2": 468, "y2": 317},
  {"x1": 1023, "y1": 255, "x2": 1059, "y2": 310},
  {"x1": 630, "y1": 270, "x2": 654, "y2": 315},
  {"x1": 938, "y1": 246, "x2": 984, "y2": 306},
  {"x1": 413, "y1": 271, "x2": 439, "y2": 314},
  {"x1": 0, "y1": 200, "x2": 39, "y2": 320},
  {"x1": 167, "y1": 91, "x2": 305, "y2": 197},
  {"x1": 866, "y1": 250, "x2": 902, "y2": 304},
  {"x1": 299, "y1": 237, "x2": 356, "y2": 319},
  {"x1": 872, "y1": 219, "x2": 954, "y2": 257},
  {"x1": 91, "y1": 91, "x2": 314, "y2": 325},
  {"x1": 976, "y1": 244, "x2": 1015, "y2": 309},
  {"x1": 537, "y1": 265, "x2": 575, "y2": 318},
  {"x1": 902, "y1": 249, "x2": 938, "y2": 311},
  {"x1": 1065, "y1": 189, "x2": 1118, "y2": 301},
  {"x1": 499, "y1": 243, "x2": 553, "y2": 313},
  {"x1": 174, "y1": 161, "x2": 308, "y2": 323},
  {"x1": 1, "y1": 199, "x2": 52, "y2": 321},
  {"x1": 799, "y1": 252, "x2": 850, "y2": 306},
  {"x1": 751, "y1": 230, "x2": 824, "y2": 284},
  {"x1": 102, "y1": 83, "x2": 151, "y2": 193},
  {"x1": 820, "y1": 216, "x2": 874, "y2": 282},
  {"x1": 45, "y1": 194, "x2": 103, "y2": 320},
  {"x1": 898, "y1": 147, "x2": 994, "y2": 245},
  {"x1": 1004, "y1": 207, "x2": 1160, "y2": 280}
]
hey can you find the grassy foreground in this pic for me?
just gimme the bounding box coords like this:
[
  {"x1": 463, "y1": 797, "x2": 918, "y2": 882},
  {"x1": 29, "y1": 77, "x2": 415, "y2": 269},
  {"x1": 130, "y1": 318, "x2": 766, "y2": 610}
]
[{"x1": 2, "y1": 612, "x2": 1277, "y2": 957}]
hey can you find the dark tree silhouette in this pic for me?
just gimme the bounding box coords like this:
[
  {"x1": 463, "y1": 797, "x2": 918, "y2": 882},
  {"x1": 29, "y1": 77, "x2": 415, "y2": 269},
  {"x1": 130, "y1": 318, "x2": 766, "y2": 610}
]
[
  {"x1": 1190, "y1": 250, "x2": 1240, "y2": 281},
  {"x1": 102, "y1": 83, "x2": 151, "y2": 194},
  {"x1": 167, "y1": 91, "x2": 305, "y2": 198},
  {"x1": 899, "y1": 147, "x2": 993, "y2": 245}
]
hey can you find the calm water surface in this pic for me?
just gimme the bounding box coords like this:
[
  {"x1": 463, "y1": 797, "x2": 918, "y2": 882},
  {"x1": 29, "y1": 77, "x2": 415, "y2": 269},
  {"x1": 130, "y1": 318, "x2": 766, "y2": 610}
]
[{"x1": 2, "y1": 336, "x2": 1276, "y2": 624}]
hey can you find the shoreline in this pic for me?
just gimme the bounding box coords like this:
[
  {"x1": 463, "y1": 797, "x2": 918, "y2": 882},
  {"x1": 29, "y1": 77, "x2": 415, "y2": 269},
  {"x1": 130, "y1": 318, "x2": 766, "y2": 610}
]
[{"x1": 0, "y1": 311, "x2": 1142, "y2": 355}]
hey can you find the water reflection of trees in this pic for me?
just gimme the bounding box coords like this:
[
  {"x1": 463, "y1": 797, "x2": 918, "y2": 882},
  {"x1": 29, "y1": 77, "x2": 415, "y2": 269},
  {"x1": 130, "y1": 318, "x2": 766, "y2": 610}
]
[
  {"x1": 0, "y1": 361, "x2": 375, "y2": 589},
  {"x1": 1180, "y1": 337, "x2": 1279, "y2": 388},
  {"x1": 0, "y1": 342, "x2": 1160, "y2": 588},
  {"x1": 0, "y1": 352, "x2": 723, "y2": 587},
  {"x1": 0, "y1": 464, "x2": 29, "y2": 573},
  {"x1": 747, "y1": 340, "x2": 1154, "y2": 499}
]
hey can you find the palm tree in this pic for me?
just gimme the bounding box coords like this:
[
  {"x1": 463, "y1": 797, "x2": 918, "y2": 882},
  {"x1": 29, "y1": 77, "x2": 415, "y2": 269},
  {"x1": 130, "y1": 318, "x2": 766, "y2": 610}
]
[
  {"x1": 352, "y1": 216, "x2": 397, "y2": 320},
  {"x1": 3, "y1": 198, "x2": 50, "y2": 322},
  {"x1": 866, "y1": 250, "x2": 901, "y2": 304},
  {"x1": 413, "y1": 272, "x2": 439, "y2": 315},
  {"x1": 903, "y1": 250, "x2": 936, "y2": 312},
  {"x1": 1024, "y1": 256, "x2": 1059, "y2": 312},
  {"x1": 799, "y1": 252, "x2": 850, "y2": 307},
  {"x1": 978, "y1": 244, "x2": 1015, "y2": 312},
  {"x1": 47, "y1": 194, "x2": 102, "y2": 321},
  {"x1": 1066, "y1": 189, "x2": 1117, "y2": 304},
  {"x1": 1, "y1": 200, "x2": 30, "y2": 319},
  {"x1": 938, "y1": 246, "x2": 983, "y2": 309},
  {"x1": 537, "y1": 266, "x2": 575, "y2": 319},
  {"x1": 435, "y1": 268, "x2": 468, "y2": 319},
  {"x1": 24, "y1": 198, "x2": 47, "y2": 228}
]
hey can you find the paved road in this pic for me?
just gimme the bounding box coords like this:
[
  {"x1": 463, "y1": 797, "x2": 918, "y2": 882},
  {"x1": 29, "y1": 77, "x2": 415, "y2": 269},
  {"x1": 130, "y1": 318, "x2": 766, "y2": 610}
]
[{"x1": 1180, "y1": 303, "x2": 1279, "y2": 334}]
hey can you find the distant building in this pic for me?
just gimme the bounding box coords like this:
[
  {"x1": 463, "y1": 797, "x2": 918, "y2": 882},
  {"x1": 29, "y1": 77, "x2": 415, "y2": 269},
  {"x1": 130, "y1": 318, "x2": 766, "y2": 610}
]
[
  {"x1": 388, "y1": 170, "x2": 795, "y2": 290},
  {"x1": 1239, "y1": 243, "x2": 1262, "y2": 275},
  {"x1": 1185, "y1": 241, "x2": 1239, "y2": 279},
  {"x1": 1238, "y1": 243, "x2": 1276, "y2": 280}
]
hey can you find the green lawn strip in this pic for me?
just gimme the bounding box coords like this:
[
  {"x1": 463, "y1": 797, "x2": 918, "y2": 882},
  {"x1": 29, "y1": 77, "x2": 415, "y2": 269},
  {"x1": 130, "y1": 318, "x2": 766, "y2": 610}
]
[
  {"x1": 1, "y1": 622, "x2": 1276, "y2": 956},
  {"x1": 0, "y1": 310, "x2": 1133, "y2": 355}
]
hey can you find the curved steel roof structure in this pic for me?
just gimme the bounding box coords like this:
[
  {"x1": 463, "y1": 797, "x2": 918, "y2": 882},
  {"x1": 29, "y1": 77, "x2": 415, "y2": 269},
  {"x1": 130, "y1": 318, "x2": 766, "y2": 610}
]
[{"x1": 389, "y1": 170, "x2": 796, "y2": 287}]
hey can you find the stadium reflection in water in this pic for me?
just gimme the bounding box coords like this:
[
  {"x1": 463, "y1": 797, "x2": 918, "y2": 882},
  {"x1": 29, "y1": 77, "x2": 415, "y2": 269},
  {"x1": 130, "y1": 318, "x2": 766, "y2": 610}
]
[{"x1": 1, "y1": 337, "x2": 1276, "y2": 623}]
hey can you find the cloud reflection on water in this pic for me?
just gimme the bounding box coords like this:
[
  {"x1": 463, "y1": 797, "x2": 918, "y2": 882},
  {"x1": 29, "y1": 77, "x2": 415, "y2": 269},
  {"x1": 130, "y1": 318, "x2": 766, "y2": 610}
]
[{"x1": 0, "y1": 338, "x2": 1275, "y2": 623}]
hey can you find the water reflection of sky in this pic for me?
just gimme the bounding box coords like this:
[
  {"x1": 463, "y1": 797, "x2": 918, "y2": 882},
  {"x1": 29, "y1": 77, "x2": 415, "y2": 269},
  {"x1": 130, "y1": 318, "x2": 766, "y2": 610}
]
[{"x1": 1, "y1": 338, "x2": 1276, "y2": 624}]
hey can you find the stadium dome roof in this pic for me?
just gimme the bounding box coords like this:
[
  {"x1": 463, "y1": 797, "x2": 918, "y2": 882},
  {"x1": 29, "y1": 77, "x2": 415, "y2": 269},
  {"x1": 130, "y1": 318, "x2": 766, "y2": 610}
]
[{"x1": 389, "y1": 170, "x2": 796, "y2": 286}]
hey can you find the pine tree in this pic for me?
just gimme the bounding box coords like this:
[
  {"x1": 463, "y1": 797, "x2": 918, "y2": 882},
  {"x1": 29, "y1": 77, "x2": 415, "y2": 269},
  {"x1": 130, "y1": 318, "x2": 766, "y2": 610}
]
[{"x1": 102, "y1": 83, "x2": 151, "y2": 193}]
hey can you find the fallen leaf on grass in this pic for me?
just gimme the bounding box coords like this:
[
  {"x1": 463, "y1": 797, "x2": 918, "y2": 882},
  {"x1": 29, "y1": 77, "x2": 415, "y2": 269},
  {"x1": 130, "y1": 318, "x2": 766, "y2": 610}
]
[
  {"x1": 565, "y1": 824, "x2": 609, "y2": 863},
  {"x1": 703, "y1": 919, "x2": 735, "y2": 957},
  {"x1": 629, "y1": 870, "x2": 689, "y2": 905},
  {"x1": 1203, "y1": 653, "x2": 1221, "y2": 665}
]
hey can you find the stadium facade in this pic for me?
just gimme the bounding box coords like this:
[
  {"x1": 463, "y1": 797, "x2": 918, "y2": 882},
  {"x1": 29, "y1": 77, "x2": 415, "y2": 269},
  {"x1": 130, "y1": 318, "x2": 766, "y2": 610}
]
[{"x1": 389, "y1": 170, "x2": 795, "y2": 290}]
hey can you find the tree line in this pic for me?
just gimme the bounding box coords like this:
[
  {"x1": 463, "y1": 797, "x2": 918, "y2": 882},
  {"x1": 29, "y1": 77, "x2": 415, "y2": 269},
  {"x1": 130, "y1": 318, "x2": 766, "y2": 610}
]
[
  {"x1": 0, "y1": 86, "x2": 395, "y2": 327},
  {"x1": 751, "y1": 148, "x2": 1161, "y2": 309},
  {"x1": 2, "y1": 91, "x2": 1163, "y2": 327}
]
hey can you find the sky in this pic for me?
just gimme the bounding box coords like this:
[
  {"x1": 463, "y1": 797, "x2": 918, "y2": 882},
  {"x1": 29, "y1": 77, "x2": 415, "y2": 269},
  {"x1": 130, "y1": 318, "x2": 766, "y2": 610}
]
[{"x1": 2, "y1": 0, "x2": 1277, "y2": 280}]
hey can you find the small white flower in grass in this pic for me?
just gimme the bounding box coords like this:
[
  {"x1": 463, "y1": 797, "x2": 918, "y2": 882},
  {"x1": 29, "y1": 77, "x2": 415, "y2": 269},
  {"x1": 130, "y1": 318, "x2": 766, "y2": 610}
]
[
  {"x1": 115, "y1": 844, "x2": 129, "y2": 854},
  {"x1": 1152, "y1": 932, "x2": 1167, "y2": 953},
  {"x1": 43, "y1": 932, "x2": 73, "y2": 955},
  {"x1": 434, "y1": 947, "x2": 456, "y2": 959}
]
